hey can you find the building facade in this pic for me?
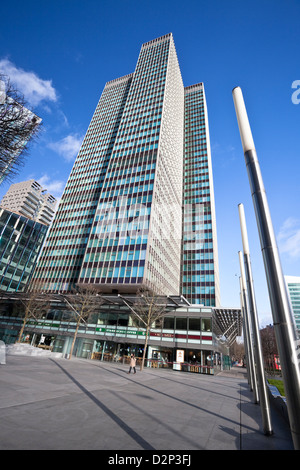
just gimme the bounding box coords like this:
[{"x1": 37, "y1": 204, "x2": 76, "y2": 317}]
[
  {"x1": 181, "y1": 84, "x2": 220, "y2": 306},
  {"x1": 0, "y1": 179, "x2": 57, "y2": 226},
  {"x1": 0, "y1": 292, "x2": 241, "y2": 374},
  {"x1": 30, "y1": 33, "x2": 219, "y2": 306},
  {"x1": 285, "y1": 275, "x2": 300, "y2": 336},
  {"x1": 0, "y1": 208, "x2": 48, "y2": 292}
]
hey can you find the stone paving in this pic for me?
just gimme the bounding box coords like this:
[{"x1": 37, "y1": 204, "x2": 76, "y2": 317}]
[{"x1": 0, "y1": 352, "x2": 294, "y2": 452}]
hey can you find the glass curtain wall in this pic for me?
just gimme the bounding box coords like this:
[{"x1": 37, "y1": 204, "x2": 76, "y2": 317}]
[
  {"x1": 181, "y1": 84, "x2": 220, "y2": 306},
  {"x1": 0, "y1": 209, "x2": 47, "y2": 292},
  {"x1": 30, "y1": 74, "x2": 132, "y2": 292}
]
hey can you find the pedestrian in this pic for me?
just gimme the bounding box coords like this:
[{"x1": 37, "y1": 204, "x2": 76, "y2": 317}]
[{"x1": 128, "y1": 354, "x2": 137, "y2": 374}]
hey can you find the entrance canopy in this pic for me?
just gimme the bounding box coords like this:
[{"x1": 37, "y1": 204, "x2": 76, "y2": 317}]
[
  {"x1": 104, "y1": 293, "x2": 190, "y2": 309},
  {"x1": 213, "y1": 308, "x2": 243, "y2": 344},
  {"x1": 0, "y1": 291, "x2": 242, "y2": 344}
]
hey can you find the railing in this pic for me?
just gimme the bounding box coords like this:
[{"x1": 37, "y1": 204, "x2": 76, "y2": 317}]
[
  {"x1": 146, "y1": 359, "x2": 214, "y2": 374},
  {"x1": 91, "y1": 353, "x2": 214, "y2": 374}
]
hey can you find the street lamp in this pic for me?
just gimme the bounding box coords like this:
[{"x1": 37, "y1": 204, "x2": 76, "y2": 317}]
[{"x1": 233, "y1": 86, "x2": 300, "y2": 449}]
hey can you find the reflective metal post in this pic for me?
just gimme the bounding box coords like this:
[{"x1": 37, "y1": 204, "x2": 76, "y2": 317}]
[
  {"x1": 239, "y1": 277, "x2": 253, "y2": 389},
  {"x1": 233, "y1": 86, "x2": 300, "y2": 449},
  {"x1": 239, "y1": 203, "x2": 273, "y2": 435},
  {"x1": 239, "y1": 251, "x2": 259, "y2": 402}
]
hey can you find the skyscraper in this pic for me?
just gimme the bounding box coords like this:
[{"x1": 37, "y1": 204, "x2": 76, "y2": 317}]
[
  {"x1": 31, "y1": 33, "x2": 219, "y2": 306},
  {"x1": 182, "y1": 84, "x2": 220, "y2": 306}
]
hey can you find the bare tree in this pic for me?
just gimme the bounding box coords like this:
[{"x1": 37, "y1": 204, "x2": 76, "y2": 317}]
[
  {"x1": 17, "y1": 290, "x2": 50, "y2": 343},
  {"x1": 229, "y1": 340, "x2": 245, "y2": 365},
  {"x1": 260, "y1": 324, "x2": 279, "y2": 373},
  {"x1": 60, "y1": 284, "x2": 103, "y2": 360},
  {"x1": 0, "y1": 73, "x2": 41, "y2": 184},
  {"x1": 124, "y1": 286, "x2": 168, "y2": 371}
]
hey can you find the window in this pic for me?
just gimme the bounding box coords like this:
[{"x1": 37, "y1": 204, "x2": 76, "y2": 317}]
[
  {"x1": 188, "y1": 318, "x2": 200, "y2": 331},
  {"x1": 201, "y1": 318, "x2": 211, "y2": 332},
  {"x1": 175, "y1": 317, "x2": 187, "y2": 330},
  {"x1": 163, "y1": 316, "x2": 174, "y2": 329}
]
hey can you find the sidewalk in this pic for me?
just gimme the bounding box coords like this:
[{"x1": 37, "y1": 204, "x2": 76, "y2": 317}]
[{"x1": 0, "y1": 353, "x2": 294, "y2": 451}]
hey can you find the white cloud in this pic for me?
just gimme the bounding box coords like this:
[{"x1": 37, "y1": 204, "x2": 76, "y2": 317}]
[
  {"x1": 48, "y1": 134, "x2": 83, "y2": 162},
  {"x1": 37, "y1": 174, "x2": 65, "y2": 198},
  {"x1": 277, "y1": 217, "x2": 300, "y2": 259},
  {"x1": 0, "y1": 58, "x2": 57, "y2": 107},
  {"x1": 211, "y1": 142, "x2": 237, "y2": 167}
]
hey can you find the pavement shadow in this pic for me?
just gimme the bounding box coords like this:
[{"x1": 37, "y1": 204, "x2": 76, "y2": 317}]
[
  {"x1": 50, "y1": 359, "x2": 155, "y2": 450},
  {"x1": 88, "y1": 361, "x2": 260, "y2": 435},
  {"x1": 110, "y1": 389, "x2": 203, "y2": 449}
]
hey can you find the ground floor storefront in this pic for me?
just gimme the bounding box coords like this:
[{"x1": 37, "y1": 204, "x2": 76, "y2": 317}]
[
  {"x1": 0, "y1": 294, "x2": 240, "y2": 375},
  {"x1": 7, "y1": 330, "x2": 231, "y2": 375}
]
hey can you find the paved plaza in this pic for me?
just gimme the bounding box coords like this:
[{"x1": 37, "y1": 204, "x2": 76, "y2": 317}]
[{"x1": 0, "y1": 352, "x2": 294, "y2": 452}]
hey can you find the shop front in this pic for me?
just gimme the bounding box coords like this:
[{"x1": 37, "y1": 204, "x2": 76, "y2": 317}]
[{"x1": 0, "y1": 294, "x2": 242, "y2": 374}]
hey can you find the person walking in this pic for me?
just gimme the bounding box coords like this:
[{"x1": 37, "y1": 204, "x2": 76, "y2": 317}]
[{"x1": 128, "y1": 354, "x2": 137, "y2": 374}]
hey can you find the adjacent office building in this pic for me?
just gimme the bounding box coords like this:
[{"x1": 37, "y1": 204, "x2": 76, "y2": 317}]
[
  {"x1": 0, "y1": 180, "x2": 56, "y2": 292},
  {"x1": 285, "y1": 275, "x2": 300, "y2": 336},
  {"x1": 31, "y1": 33, "x2": 220, "y2": 307},
  {"x1": 0, "y1": 208, "x2": 48, "y2": 292},
  {"x1": 0, "y1": 179, "x2": 57, "y2": 226},
  {"x1": 182, "y1": 84, "x2": 220, "y2": 306}
]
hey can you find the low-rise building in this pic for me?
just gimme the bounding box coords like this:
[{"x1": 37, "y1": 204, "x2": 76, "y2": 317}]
[{"x1": 0, "y1": 292, "x2": 241, "y2": 374}]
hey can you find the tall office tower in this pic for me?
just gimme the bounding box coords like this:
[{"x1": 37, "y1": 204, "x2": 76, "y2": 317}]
[
  {"x1": 32, "y1": 34, "x2": 184, "y2": 294},
  {"x1": 0, "y1": 179, "x2": 57, "y2": 226},
  {"x1": 181, "y1": 84, "x2": 220, "y2": 306},
  {"x1": 31, "y1": 33, "x2": 219, "y2": 304},
  {"x1": 285, "y1": 276, "x2": 300, "y2": 335}
]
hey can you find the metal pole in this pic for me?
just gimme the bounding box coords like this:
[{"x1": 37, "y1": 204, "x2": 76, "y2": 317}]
[
  {"x1": 239, "y1": 279, "x2": 252, "y2": 387},
  {"x1": 233, "y1": 86, "x2": 300, "y2": 449},
  {"x1": 239, "y1": 252, "x2": 259, "y2": 402},
  {"x1": 239, "y1": 203, "x2": 273, "y2": 435}
]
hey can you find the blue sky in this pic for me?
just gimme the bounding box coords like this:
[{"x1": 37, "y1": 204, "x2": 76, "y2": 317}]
[{"x1": 0, "y1": 0, "x2": 299, "y2": 326}]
